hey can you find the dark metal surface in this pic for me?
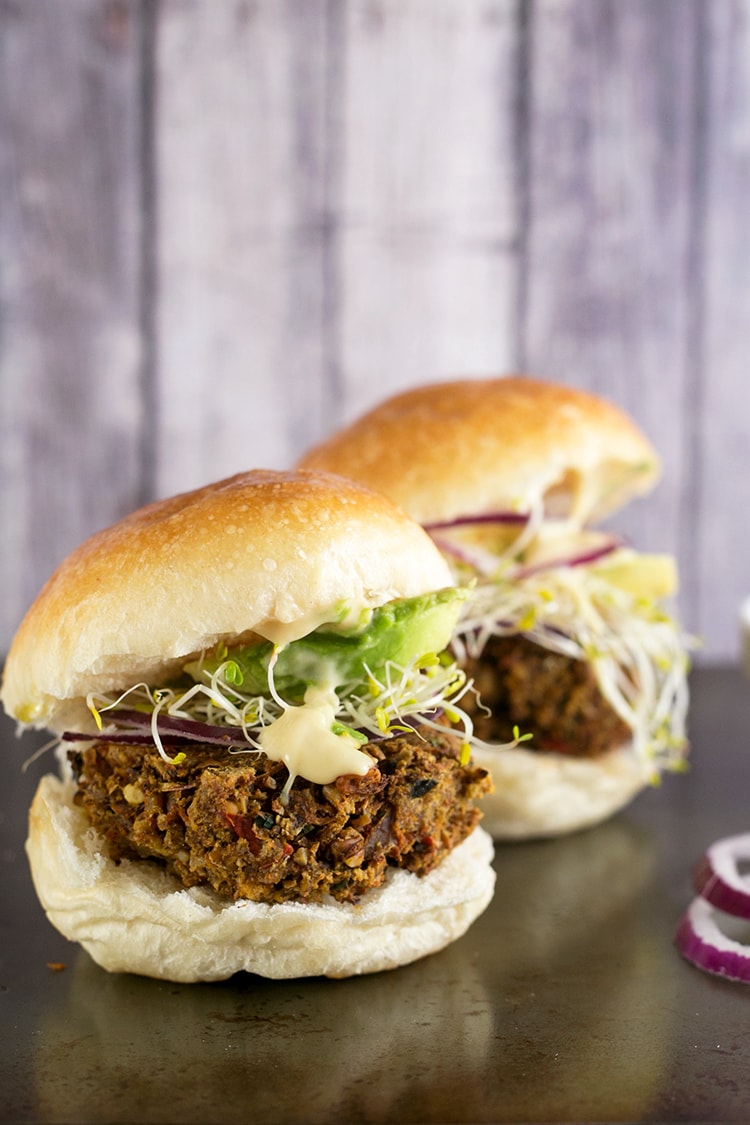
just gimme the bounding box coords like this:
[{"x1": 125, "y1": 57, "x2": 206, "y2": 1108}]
[{"x1": 2, "y1": 666, "x2": 750, "y2": 1124}]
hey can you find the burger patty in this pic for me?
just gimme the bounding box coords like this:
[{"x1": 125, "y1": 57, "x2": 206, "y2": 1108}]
[
  {"x1": 69, "y1": 725, "x2": 491, "y2": 906},
  {"x1": 463, "y1": 635, "x2": 632, "y2": 757}
]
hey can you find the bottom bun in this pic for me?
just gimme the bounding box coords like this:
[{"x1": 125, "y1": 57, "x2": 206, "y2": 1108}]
[
  {"x1": 26, "y1": 774, "x2": 496, "y2": 983},
  {"x1": 472, "y1": 742, "x2": 651, "y2": 840}
]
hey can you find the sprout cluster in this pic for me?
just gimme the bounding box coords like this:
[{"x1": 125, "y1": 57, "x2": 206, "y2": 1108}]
[
  {"x1": 86, "y1": 648, "x2": 483, "y2": 766},
  {"x1": 453, "y1": 562, "x2": 690, "y2": 773}
]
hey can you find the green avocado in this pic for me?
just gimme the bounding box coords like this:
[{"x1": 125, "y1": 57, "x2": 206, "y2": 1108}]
[{"x1": 185, "y1": 587, "x2": 466, "y2": 703}]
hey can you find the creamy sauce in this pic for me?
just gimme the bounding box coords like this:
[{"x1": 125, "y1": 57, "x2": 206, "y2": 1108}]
[
  {"x1": 256, "y1": 602, "x2": 370, "y2": 646},
  {"x1": 257, "y1": 686, "x2": 374, "y2": 790}
]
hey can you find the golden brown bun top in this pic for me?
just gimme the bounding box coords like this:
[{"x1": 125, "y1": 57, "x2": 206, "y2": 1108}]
[
  {"x1": 299, "y1": 377, "x2": 660, "y2": 525},
  {"x1": 2, "y1": 469, "x2": 452, "y2": 729}
]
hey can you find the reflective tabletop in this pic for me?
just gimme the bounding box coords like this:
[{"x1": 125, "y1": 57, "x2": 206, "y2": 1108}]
[{"x1": 2, "y1": 667, "x2": 750, "y2": 1124}]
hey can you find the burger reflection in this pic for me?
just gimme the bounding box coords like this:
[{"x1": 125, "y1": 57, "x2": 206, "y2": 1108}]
[
  {"x1": 33, "y1": 939, "x2": 494, "y2": 1124},
  {"x1": 32, "y1": 812, "x2": 670, "y2": 1124},
  {"x1": 477, "y1": 813, "x2": 671, "y2": 1121}
]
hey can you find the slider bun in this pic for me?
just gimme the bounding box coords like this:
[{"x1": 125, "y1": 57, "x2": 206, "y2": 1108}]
[
  {"x1": 27, "y1": 774, "x2": 496, "y2": 982},
  {"x1": 298, "y1": 377, "x2": 660, "y2": 527},
  {"x1": 2, "y1": 469, "x2": 452, "y2": 732},
  {"x1": 473, "y1": 741, "x2": 652, "y2": 840}
]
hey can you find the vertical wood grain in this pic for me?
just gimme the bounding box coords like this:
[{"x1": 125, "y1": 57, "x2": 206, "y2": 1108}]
[
  {"x1": 695, "y1": 0, "x2": 750, "y2": 657},
  {"x1": 1, "y1": 0, "x2": 748, "y2": 663},
  {"x1": 153, "y1": 0, "x2": 332, "y2": 498},
  {"x1": 520, "y1": 0, "x2": 701, "y2": 632},
  {"x1": 329, "y1": 0, "x2": 522, "y2": 428},
  {"x1": 0, "y1": 0, "x2": 145, "y2": 641}
]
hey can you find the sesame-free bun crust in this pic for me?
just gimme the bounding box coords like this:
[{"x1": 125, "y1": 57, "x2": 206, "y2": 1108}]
[
  {"x1": 299, "y1": 377, "x2": 660, "y2": 526},
  {"x1": 27, "y1": 773, "x2": 495, "y2": 982},
  {"x1": 2, "y1": 469, "x2": 453, "y2": 731},
  {"x1": 473, "y1": 741, "x2": 651, "y2": 840}
]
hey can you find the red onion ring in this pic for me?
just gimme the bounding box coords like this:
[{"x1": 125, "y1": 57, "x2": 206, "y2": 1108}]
[
  {"x1": 692, "y1": 833, "x2": 750, "y2": 919},
  {"x1": 676, "y1": 833, "x2": 750, "y2": 983},
  {"x1": 675, "y1": 896, "x2": 750, "y2": 983}
]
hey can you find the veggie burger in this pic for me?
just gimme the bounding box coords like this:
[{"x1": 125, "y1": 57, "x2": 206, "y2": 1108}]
[
  {"x1": 299, "y1": 376, "x2": 691, "y2": 839},
  {"x1": 1, "y1": 469, "x2": 494, "y2": 982}
]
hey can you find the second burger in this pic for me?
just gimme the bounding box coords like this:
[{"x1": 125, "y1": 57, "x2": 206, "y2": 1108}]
[{"x1": 299, "y1": 376, "x2": 691, "y2": 839}]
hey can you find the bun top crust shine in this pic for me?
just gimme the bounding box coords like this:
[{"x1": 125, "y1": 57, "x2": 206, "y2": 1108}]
[
  {"x1": 2, "y1": 469, "x2": 453, "y2": 730},
  {"x1": 298, "y1": 377, "x2": 660, "y2": 527}
]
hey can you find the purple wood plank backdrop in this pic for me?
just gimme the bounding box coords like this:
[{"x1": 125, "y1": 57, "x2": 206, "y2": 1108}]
[{"x1": 1, "y1": 0, "x2": 747, "y2": 662}]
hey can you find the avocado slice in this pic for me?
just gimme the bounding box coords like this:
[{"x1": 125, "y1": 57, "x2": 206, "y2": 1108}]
[{"x1": 185, "y1": 587, "x2": 466, "y2": 703}]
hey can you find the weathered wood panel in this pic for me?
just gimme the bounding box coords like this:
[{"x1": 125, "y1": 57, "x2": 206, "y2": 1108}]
[
  {"x1": 521, "y1": 0, "x2": 700, "y2": 621},
  {"x1": 698, "y1": 0, "x2": 750, "y2": 657},
  {"x1": 332, "y1": 0, "x2": 522, "y2": 426},
  {"x1": 0, "y1": 0, "x2": 145, "y2": 642},
  {"x1": 1, "y1": 0, "x2": 749, "y2": 662},
  {"x1": 153, "y1": 0, "x2": 333, "y2": 498}
]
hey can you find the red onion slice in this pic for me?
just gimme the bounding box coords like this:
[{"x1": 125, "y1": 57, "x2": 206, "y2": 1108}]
[
  {"x1": 676, "y1": 896, "x2": 750, "y2": 983},
  {"x1": 62, "y1": 727, "x2": 250, "y2": 748},
  {"x1": 430, "y1": 515, "x2": 623, "y2": 579},
  {"x1": 62, "y1": 709, "x2": 429, "y2": 751},
  {"x1": 423, "y1": 512, "x2": 530, "y2": 532},
  {"x1": 692, "y1": 832, "x2": 750, "y2": 920},
  {"x1": 428, "y1": 533, "x2": 498, "y2": 572},
  {"x1": 62, "y1": 709, "x2": 252, "y2": 749},
  {"x1": 426, "y1": 513, "x2": 534, "y2": 576},
  {"x1": 513, "y1": 536, "x2": 623, "y2": 579}
]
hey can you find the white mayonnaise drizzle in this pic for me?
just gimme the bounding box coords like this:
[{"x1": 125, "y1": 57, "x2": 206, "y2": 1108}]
[
  {"x1": 257, "y1": 686, "x2": 374, "y2": 800},
  {"x1": 255, "y1": 602, "x2": 371, "y2": 647}
]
